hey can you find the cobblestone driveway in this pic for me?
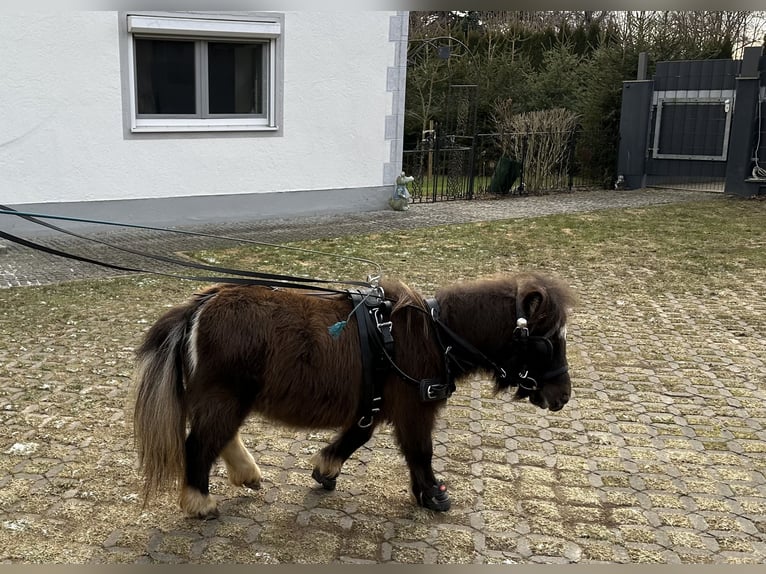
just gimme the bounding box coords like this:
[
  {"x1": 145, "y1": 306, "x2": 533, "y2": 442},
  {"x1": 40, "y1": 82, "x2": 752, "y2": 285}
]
[{"x1": 1, "y1": 189, "x2": 764, "y2": 563}]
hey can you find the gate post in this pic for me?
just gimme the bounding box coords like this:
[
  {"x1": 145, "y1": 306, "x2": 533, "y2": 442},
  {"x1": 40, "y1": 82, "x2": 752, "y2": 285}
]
[
  {"x1": 725, "y1": 47, "x2": 765, "y2": 197},
  {"x1": 467, "y1": 136, "x2": 476, "y2": 199},
  {"x1": 518, "y1": 134, "x2": 528, "y2": 193},
  {"x1": 617, "y1": 85, "x2": 654, "y2": 190},
  {"x1": 567, "y1": 130, "x2": 577, "y2": 191},
  {"x1": 432, "y1": 120, "x2": 441, "y2": 202},
  {"x1": 617, "y1": 52, "x2": 653, "y2": 190}
]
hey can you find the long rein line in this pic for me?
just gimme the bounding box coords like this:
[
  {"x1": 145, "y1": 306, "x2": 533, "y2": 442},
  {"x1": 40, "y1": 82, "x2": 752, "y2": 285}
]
[{"x1": 0, "y1": 206, "x2": 380, "y2": 294}]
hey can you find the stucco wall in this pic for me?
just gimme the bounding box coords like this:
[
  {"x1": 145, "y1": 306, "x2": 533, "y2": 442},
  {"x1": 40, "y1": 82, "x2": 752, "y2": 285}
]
[{"x1": 0, "y1": 11, "x2": 401, "y2": 207}]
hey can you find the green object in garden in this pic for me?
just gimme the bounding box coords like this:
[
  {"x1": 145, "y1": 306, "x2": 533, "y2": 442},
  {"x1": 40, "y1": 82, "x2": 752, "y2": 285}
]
[{"x1": 488, "y1": 155, "x2": 521, "y2": 195}]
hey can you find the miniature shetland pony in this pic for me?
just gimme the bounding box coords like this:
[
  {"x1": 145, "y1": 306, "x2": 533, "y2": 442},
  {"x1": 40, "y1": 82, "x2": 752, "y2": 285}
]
[{"x1": 132, "y1": 273, "x2": 574, "y2": 518}]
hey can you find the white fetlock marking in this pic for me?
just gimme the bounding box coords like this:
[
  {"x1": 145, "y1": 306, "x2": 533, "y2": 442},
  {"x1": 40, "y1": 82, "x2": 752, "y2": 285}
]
[
  {"x1": 310, "y1": 451, "x2": 343, "y2": 478},
  {"x1": 180, "y1": 485, "x2": 218, "y2": 518}
]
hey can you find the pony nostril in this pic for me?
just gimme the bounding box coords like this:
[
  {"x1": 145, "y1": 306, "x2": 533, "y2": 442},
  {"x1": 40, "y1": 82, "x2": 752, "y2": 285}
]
[{"x1": 549, "y1": 395, "x2": 569, "y2": 411}]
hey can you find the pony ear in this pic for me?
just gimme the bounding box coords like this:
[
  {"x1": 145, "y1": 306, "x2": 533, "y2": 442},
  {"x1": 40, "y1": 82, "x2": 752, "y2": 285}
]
[{"x1": 519, "y1": 288, "x2": 545, "y2": 319}]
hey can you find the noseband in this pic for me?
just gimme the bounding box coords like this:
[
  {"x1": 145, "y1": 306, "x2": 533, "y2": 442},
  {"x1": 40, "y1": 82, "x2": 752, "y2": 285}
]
[{"x1": 509, "y1": 317, "x2": 569, "y2": 391}]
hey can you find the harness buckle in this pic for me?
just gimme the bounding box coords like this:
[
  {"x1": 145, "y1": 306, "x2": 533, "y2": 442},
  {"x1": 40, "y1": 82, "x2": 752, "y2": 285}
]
[
  {"x1": 358, "y1": 396, "x2": 381, "y2": 428},
  {"x1": 373, "y1": 306, "x2": 394, "y2": 349},
  {"x1": 419, "y1": 379, "x2": 452, "y2": 402},
  {"x1": 517, "y1": 370, "x2": 539, "y2": 391},
  {"x1": 515, "y1": 317, "x2": 529, "y2": 338},
  {"x1": 357, "y1": 415, "x2": 374, "y2": 429}
]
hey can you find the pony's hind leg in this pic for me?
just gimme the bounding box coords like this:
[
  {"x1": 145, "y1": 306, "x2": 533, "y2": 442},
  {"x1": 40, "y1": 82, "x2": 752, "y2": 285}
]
[
  {"x1": 181, "y1": 429, "x2": 222, "y2": 519},
  {"x1": 220, "y1": 432, "x2": 262, "y2": 490},
  {"x1": 182, "y1": 397, "x2": 250, "y2": 519},
  {"x1": 310, "y1": 422, "x2": 375, "y2": 490}
]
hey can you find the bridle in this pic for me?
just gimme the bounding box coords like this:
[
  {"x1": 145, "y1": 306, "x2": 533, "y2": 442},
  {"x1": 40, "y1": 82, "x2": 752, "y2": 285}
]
[{"x1": 423, "y1": 297, "x2": 568, "y2": 395}]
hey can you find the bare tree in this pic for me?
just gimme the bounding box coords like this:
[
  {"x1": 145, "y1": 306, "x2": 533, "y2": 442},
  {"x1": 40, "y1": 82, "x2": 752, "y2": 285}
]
[
  {"x1": 611, "y1": 10, "x2": 766, "y2": 57},
  {"x1": 406, "y1": 44, "x2": 449, "y2": 141}
]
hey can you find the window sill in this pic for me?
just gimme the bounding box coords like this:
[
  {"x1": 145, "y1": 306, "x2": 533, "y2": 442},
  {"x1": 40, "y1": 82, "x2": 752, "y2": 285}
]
[{"x1": 130, "y1": 124, "x2": 279, "y2": 134}]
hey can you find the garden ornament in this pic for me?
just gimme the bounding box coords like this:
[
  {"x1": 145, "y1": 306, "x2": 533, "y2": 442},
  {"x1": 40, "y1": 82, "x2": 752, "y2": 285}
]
[{"x1": 390, "y1": 172, "x2": 414, "y2": 211}]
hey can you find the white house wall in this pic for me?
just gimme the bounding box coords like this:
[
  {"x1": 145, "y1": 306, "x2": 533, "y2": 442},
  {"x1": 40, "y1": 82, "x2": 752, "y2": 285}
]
[{"x1": 0, "y1": 11, "x2": 407, "y2": 230}]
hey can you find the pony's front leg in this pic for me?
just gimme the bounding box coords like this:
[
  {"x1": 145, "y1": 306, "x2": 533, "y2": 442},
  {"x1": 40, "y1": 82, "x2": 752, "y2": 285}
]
[
  {"x1": 310, "y1": 422, "x2": 375, "y2": 490},
  {"x1": 394, "y1": 409, "x2": 451, "y2": 512}
]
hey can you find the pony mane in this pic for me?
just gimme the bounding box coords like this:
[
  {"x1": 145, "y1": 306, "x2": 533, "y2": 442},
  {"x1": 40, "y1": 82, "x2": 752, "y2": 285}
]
[
  {"x1": 381, "y1": 278, "x2": 426, "y2": 313},
  {"x1": 380, "y1": 278, "x2": 430, "y2": 337},
  {"x1": 434, "y1": 272, "x2": 575, "y2": 336}
]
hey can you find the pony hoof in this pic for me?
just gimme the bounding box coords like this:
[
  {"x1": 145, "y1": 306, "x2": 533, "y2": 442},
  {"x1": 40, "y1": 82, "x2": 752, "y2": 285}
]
[
  {"x1": 185, "y1": 505, "x2": 219, "y2": 520},
  {"x1": 243, "y1": 479, "x2": 261, "y2": 491},
  {"x1": 311, "y1": 467, "x2": 337, "y2": 491},
  {"x1": 198, "y1": 507, "x2": 220, "y2": 520},
  {"x1": 419, "y1": 481, "x2": 451, "y2": 512},
  {"x1": 180, "y1": 486, "x2": 220, "y2": 519}
]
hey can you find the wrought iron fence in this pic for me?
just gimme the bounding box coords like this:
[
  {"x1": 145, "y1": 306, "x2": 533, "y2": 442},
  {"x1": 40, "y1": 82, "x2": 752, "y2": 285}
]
[
  {"x1": 402, "y1": 128, "x2": 608, "y2": 203},
  {"x1": 402, "y1": 135, "x2": 475, "y2": 203}
]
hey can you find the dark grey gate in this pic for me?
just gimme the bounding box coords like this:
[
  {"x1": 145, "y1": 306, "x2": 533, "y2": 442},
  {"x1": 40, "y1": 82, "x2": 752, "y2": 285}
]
[
  {"x1": 619, "y1": 48, "x2": 766, "y2": 197},
  {"x1": 644, "y1": 59, "x2": 739, "y2": 192},
  {"x1": 619, "y1": 57, "x2": 741, "y2": 192}
]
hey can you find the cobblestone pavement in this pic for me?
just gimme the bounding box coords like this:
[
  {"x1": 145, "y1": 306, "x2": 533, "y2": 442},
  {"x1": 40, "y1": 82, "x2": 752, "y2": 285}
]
[{"x1": 1, "y1": 188, "x2": 765, "y2": 564}]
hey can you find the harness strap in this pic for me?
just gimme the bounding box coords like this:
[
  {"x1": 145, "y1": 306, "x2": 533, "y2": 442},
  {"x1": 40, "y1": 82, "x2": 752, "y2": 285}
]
[
  {"x1": 0, "y1": 229, "x2": 359, "y2": 294},
  {"x1": 425, "y1": 297, "x2": 567, "y2": 391},
  {"x1": 351, "y1": 289, "x2": 391, "y2": 428},
  {"x1": 351, "y1": 289, "x2": 570, "y2": 421},
  {"x1": 424, "y1": 297, "x2": 506, "y2": 383}
]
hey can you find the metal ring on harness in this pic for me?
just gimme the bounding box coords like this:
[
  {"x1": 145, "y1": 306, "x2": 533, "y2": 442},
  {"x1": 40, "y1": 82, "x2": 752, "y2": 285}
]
[
  {"x1": 517, "y1": 370, "x2": 539, "y2": 391},
  {"x1": 357, "y1": 415, "x2": 374, "y2": 429}
]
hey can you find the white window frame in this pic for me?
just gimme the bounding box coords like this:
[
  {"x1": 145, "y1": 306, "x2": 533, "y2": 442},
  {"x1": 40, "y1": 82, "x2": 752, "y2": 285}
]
[{"x1": 126, "y1": 13, "x2": 282, "y2": 134}]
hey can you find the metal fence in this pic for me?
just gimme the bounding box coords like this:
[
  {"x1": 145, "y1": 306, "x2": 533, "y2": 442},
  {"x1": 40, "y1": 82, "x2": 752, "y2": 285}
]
[
  {"x1": 402, "y1": 128, "x2": 608, "y2": 203},
  {"x1": 644, "y1": 175, "x2": 727, "y2": 193}
]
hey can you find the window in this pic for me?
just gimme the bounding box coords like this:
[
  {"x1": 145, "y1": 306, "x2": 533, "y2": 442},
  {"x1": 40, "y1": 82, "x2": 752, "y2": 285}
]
[{"x1": 126, "y1": 14, "x2": 282, "y2": 133}]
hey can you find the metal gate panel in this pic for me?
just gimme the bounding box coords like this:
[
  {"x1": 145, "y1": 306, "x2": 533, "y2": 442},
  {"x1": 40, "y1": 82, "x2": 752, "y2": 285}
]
[{"x1": 652, "y1": 97, "x2": 732, "y2": 161}]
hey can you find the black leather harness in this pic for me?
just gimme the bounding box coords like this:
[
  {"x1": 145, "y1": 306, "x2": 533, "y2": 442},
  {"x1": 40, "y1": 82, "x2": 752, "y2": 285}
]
[
  {"x1": 349, "y1": 291, "x2": 568, "y2": 428},
  {"x1": 349, "y1": 288, "x2": 394, "y2": 428}
]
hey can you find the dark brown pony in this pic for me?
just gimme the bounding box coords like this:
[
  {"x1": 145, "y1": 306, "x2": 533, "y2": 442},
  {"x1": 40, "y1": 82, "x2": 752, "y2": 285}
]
[{"x1": 132, "y1": 272, "x2": 575, "y2": 519}]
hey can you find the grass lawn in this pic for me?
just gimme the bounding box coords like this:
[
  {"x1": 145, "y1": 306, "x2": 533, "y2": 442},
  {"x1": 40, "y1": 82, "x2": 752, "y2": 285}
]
[{"x1": 190, "y1": 196, "x2": 766, "y2": 297}]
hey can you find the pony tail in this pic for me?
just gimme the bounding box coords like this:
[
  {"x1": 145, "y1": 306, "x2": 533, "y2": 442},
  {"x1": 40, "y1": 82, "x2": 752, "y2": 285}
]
[{"x1": 132, "y1": 305, "x2": 191, "y2": 502}]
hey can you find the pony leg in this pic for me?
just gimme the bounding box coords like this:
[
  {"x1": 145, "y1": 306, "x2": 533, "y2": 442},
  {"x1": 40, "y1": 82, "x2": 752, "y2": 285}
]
[
  {"x1": 181, "y1": 429, "x2": 221, "y2": 519},
  {"x1": 182, "y1": 404, "x2": 247, "y2": 519},
  {"x1": 393, "y1": 412, "x2": 451, "y2": 512},
  {"x1": 220, "y1": 432, "x2": 262, "y2": 490},
  {"x1": 310, "y1": 422, "x2": 375, "y2": 490}
]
